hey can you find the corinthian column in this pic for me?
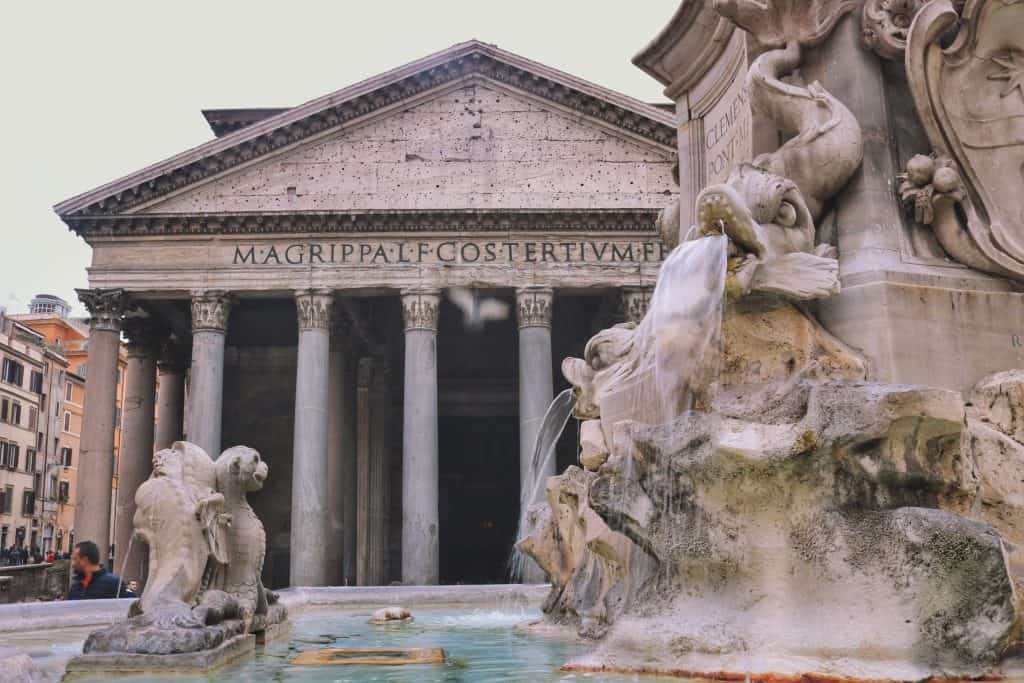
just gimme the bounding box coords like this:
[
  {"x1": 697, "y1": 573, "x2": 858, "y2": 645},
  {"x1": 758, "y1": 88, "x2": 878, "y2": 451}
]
[
  {"x1": 517, "y1": 287, "x2": 554, "y2": 583},
  {"x1": 113, "y1": 318, "x2": 159, "y2": 582},
  {"x1": 356, "y1": 357, "x2": 386, "y2": 585},
  {"x1": 290, "y1": 289, "x2": 333, "y2": 587},
  {"x1": 154, "y1": 340, "x2": 187, "y2": 451},
  {"x1": 187, "y1": 291, "x2": 231, "y2": 459},
  {"x1": 401, "y1": 290, "x2": 440, "y2": 585},
  {"x1": 327, "y1": 317, "x2": 357, "y2": 586},
  {"x1": 75, "y1": 288, "x2": 130, "y2": 567},
  {"x1": 621, "y1": 286, "x2": 653, "y2": 324}
]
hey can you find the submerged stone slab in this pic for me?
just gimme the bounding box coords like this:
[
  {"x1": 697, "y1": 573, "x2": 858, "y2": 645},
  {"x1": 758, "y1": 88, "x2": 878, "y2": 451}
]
[
  {"x1": 291, "y1": 647, "x2": 446, "y2": 666},
  {"x1": 64, "y1": 633, "x2": 255, "y2": 678}
]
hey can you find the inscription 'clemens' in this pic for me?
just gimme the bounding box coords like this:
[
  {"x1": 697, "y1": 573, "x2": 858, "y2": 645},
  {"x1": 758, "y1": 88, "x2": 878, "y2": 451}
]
[{"x1": 232, "y1": 239, "x2": 667, "y2": 266}]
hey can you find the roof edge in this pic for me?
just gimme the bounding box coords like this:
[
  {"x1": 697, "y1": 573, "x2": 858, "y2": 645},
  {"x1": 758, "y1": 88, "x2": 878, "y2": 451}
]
[{"x1": 55, "y1": 40, "x2": 677, "y2": 219}]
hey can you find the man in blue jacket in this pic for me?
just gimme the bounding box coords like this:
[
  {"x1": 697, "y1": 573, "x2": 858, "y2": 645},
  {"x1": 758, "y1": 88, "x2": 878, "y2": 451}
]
[{"x1": 67, "y1": 541, "x2": 134, "y2": 600}]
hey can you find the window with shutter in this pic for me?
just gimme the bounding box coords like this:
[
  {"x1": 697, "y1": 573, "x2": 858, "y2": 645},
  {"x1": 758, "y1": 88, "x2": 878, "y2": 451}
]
[
  {"x1": 11, "y1": 445, "x2": 20, "y2": 470},
  {"x1": 58, "y1": 480, "x2": 69, "y2": 502},
  {"x1": 3, "y1": 486, "x2": 12, "y2": 513},
  {"x1": 28, "y1": 407, "x2": 37, "y2": 432},
  {"x1": 65, "y1": 381, "x2": 72, "y2": 402},
  {"x1": 61, "y1": 446, "x2": 72, "y2": 467},
  {"x1": 63, "y1": 411, "x2": 71, "y2": 433},
  {"x1": 30, "y1": 371, "x2": 43, "y2": 394},
  {"x1": 1, "y1": 398, "x2": 8, "y2": 422},
  {"x1": 0, "y1": 442, "x2": 7, "y2": 468},
  {"x1": 10, "y1": 402, "x2": 21, "y2": 426}
]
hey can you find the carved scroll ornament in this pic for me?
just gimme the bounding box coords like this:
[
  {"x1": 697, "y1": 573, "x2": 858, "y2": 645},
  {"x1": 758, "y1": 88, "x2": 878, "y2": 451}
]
[{"x1": 905, "y1": 0, "x2": 1024, "y2": 280}]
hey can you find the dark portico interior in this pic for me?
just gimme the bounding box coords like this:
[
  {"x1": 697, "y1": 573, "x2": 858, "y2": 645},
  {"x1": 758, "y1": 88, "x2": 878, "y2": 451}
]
[{"x1": 204, "y1": 289, "x2": 623, "y2": 587}]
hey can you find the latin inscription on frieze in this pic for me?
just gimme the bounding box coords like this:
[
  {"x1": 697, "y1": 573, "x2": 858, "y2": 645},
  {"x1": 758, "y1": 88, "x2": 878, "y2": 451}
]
[{"x1": 232, "y1": 239, "x2": 666, "y2": 266}]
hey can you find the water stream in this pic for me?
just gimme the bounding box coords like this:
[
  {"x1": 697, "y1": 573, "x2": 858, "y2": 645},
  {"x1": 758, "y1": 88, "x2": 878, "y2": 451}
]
[{"x1": 510, "y1": 387, "x2": 575, "y2": 581}]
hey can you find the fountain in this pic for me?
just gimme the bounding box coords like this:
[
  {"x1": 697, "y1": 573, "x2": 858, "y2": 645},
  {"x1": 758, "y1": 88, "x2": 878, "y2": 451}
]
[
  {"x1": 516, "y1": 1, "x2": 1024, "y2": 679},
  {"x1": 3, "y1": 2, "x2": 1024, "y2": 681}
]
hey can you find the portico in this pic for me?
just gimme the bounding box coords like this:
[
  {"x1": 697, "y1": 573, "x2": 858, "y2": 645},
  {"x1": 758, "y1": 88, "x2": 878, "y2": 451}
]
[{"x1": 55, "y1": 40, "x2": 674, "y2": 586}]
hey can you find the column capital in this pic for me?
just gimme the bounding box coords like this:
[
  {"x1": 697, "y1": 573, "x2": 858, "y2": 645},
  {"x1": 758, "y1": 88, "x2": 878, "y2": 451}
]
[
  {"x1": 516, "y1": 287, "x2": 554, "y2": 329},
  {"x1": 401, "y1": 289, "x2": 440, "y2": 332},
  {"x1": 621, "y1": 286, "x2": 654, "y2": 325},
  {"x1": 122, "y1": 317, "x2": 163, "y2": 358},
  {"x1": 190, "y1": 291, "x2": 232, "y2": 333},
  {"x1": 295, "y1": 289, "x2": 334, "y2": 331},
  {"x1": 76, "y1": 288, "x2": 131, "y2": 333}
]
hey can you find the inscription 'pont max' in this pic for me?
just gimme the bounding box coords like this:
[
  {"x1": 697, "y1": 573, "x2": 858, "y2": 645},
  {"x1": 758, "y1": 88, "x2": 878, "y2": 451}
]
[{"x1": 232, "y1": 240, "x2": 667, "y2": 266}]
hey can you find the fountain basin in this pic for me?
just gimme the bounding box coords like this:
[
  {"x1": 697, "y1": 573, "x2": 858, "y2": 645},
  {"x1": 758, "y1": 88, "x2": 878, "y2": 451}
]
[{"x1": 0, "y1": 584, "x2": 672, "y2": 682}]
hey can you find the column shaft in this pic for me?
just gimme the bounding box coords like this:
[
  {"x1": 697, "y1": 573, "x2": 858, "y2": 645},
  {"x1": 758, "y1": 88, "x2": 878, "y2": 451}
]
[
  {"x1": 74, "y1": 289, "x2": 129, "y2": 567},
  {"x1": 113, "y1": 328, "x2": 158, "y2": 582},
  {"x1": 517, "y1": 288, "x2": 555, "y2": 491},
  {"x1": 187, "y1": 292, "x2": 230, "y2": 458},
  {"x1": 340, "y1": 362, "x2": 358, "y2": 586},
  {"x1": 290, "y1": 290, "x2": 332, "y2": 587},
  {"x1": 401, "y1": 291, "x2": 440, "y2": 585},
  {"x1": 327, "y1": 322, "x2": 358, "y2": 586},
  {"x1": 355, "y1": 357, "x2": 377, "y2": 585},
  {"x1": 517, "y1": 287, "x2": 554, "y2": 584},
  {"x1": 154, "y1": 356, "x2": 185, "y2": 451},
  {"x1": 370, "y1": 362, "x2": 391, "y2": 583}
]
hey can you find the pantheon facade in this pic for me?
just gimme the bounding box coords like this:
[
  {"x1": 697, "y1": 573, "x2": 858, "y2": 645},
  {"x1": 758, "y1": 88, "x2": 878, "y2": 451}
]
[{"x1": 55, "y1": 41, "x2": 677, "y2": 587}]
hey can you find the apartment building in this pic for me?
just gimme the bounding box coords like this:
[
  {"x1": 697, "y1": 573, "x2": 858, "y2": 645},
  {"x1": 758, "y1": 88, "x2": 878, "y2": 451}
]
[
  {"x1": 0, "y1": 313, "x2": 63, "y2": 554},
  {"x1": 13, "y1": 295, "x2": 127, "y2": 557}
]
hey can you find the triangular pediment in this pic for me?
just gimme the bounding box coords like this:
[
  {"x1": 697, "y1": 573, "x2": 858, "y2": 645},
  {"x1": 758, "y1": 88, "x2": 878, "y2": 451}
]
[
  {"x1": 129, "y1": 80, "x2": 675, "y2": 216},
  {"x1": 55, "y1": 40, "x2": 677, "y2": 231}
]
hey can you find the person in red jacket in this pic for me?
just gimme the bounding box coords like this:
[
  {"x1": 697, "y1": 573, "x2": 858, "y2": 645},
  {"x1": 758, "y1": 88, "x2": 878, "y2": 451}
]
[{"x1": 67, "y1": 541, "x2": 134, "y2": 600}]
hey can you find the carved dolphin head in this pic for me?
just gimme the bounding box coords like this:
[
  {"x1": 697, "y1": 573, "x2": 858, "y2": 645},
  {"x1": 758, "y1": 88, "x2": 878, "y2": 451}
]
[{"x1": 216, "y1": 445, "x2": 268, "y2": 493}]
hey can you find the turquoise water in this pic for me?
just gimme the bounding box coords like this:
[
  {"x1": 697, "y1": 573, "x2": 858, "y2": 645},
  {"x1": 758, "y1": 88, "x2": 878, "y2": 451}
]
[{"x1": 11, "y1": 607, "x2": 667, "y2": 682}]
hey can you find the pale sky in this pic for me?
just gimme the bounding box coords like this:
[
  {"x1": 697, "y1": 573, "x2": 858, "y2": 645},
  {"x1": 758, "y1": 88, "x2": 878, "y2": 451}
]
[{"x1": 0, "y1": 1, "x2": 678, "y2": 316}]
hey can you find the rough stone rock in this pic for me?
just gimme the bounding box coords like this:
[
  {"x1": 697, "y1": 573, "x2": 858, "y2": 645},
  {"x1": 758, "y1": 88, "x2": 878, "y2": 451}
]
[
  {"x1": 579, "y1": 420, "x2": 609, "y2": 472},
  {"x1": 0, "y1": 647, "x2": 43, "y2": 682},
  {"x1": 521, "y1": 381, "x2": 1023, "y2": 679},
  {"x1": 517, "y1": 465, "x2": 657, "y2": 639},
  {"x1": 368, "y1": 607, "x2": 414, "y2": 624},
  {"x1": 968, "y1": 370, "x2": 1024, "y2": 445}
]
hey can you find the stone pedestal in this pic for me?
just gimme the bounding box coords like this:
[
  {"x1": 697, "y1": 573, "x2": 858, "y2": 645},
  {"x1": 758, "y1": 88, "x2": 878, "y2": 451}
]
[
  {"x1": 400, "y1": 290, "x2": 440, "y2": 586},
  {"x1": 516, "y1": 287, "x2": 554, "y2": 583},
  {"x1": 806, "y1": 14, "x2": 1024, "y2": 392},
  {"x1": 187, "y1": 292, "x2": 231, "y2": 458},
  {"x1": 154, "y1": 342, "x2": 186, "y2": 451},
  {"x1": 290, "y1": 290, "x2": 333, "y2": 587},
  {"x1": 74, "y1": 289, "x2": 129, "y2": 567},
  {"x1": 113, "y1": 322, "x2": 159, "y2": 582}
]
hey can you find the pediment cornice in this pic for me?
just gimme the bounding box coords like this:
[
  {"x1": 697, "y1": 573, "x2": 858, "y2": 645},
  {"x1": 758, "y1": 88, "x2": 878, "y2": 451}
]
[
  {"x1": 55, "y1": 41, "x2": 677, "y2": 225},
  {"x1": 68, "y1": 208, "x2": 661, "y2": 239}
]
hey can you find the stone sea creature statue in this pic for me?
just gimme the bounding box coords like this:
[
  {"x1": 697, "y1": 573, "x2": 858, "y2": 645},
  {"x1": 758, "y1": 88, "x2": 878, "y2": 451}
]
[
  {"x1": 562, "y1": 0, "x2": 866, "y2": 434},
  {"x1": 80, "y1": 441, "x2": 285, "y2": 657},
  {"x1": 208, "y1": 445, "x2": 283, "y2": 629},
  {"x1": 130, "y1": 441, "x2": 232, "y2": 626}
]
